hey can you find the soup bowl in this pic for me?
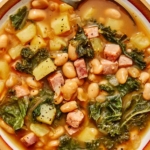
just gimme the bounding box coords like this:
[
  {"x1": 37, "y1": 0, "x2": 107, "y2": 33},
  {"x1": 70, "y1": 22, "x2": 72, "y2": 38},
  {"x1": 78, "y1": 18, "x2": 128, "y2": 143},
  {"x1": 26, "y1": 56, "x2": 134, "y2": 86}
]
[{"x1": 0, "y1": 0, "x2": 150, "y2": 150}]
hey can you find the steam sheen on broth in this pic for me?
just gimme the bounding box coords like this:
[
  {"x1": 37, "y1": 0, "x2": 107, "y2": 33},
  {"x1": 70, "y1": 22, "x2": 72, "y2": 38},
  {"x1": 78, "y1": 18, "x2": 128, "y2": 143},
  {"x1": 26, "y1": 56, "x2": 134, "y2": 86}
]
[{"x1": 0, "y1": 0, "x2": 150, "y2": 150}]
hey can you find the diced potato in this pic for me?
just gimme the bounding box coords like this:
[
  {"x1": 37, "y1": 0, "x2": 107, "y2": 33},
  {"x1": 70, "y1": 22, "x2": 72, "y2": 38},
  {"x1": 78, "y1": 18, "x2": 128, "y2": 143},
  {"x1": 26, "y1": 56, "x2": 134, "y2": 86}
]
[
  {"x1": 0, "y1": 61, "x2": 10, "y2": 79},
  {"x1": 49, "y1": 37, "x2": 67, "y2": 51},
  {"x1": 90, "y1": 37, "x2": 104, "y2": 53},
  {"x1": 130, "y1": 32, "x2": 150, "y2": 50},
  {"x1": 16, "y1": 24, "x2": 36, "y2": 44},
  {"x1": 49, "y1": 39, "x2": 61, "y2": 51},
  {"x1": 0, "y1": 80, "x2": 5, "y2": 94},
  {"x1": 33, "y1": 58, "x2": 56, "y2": 80},
  {"x1": 59, "y1": 3, "x2": 73, "y2": 12},
  {"x1": 83, "y1": 8, "x2": 96, "y2": 20},
  {"x1": 30, "y1": 36, "x2": 47, "y2": 52},
  {"x1": 105, "y1": 18, "x2": 123, "y2": 31},
  {"x1": 36, "y1": 22, "x2": 50, "y2": 38},
  {"x1": 51, "y1": 15, "x2": 70, "y2": 35},
  {"x1": 30, "y1": 123, "x2": 50, "y2": 137},
  {"x1": 77, "y1": 126, "x2": 98, "y2": 142},
  {"x1": 8, "y1": 44, "x2": 23, "y2": 60},
  {"x1": 36, "y1": 104, "x2": 56, "y2": 125}
]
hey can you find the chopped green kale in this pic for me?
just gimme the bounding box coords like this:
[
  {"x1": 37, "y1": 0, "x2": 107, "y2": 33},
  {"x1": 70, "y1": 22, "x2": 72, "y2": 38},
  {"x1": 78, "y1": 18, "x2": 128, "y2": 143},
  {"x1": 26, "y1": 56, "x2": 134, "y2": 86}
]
[
  {"x1": 10, "y1": 6, "x2": 28, "y2": 30},
  {"x1": 117, "y1": 77, "x2": 140, "y2": 97},
  {"x1": 0, "y1": 94, "x2": 29, "y2": 130},
  {"x1": 15, "y1": 47, "x2": 49, "y2": 74},
  {"x1": 99, "y1": 84, "x2": 115, "y2": 95},
  {"x1": 71, "y1": 26, "x2": 94, "y2": 58}
]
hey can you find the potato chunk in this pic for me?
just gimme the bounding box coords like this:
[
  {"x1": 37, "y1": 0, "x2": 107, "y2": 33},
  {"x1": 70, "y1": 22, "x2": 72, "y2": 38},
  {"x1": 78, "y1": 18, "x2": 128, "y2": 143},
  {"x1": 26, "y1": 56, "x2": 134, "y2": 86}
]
[
  {"x1": 130, "y1": 32, "x2": 150, "y2": 50},
  {"x1": 16, "y1": 24, "x2": 36, "y2": 44},
  {"x1": 33, "y1": 58, "x2": 56, "y2": 80},
  {"x1": 36, "y1": 104, "x2": 56, "y2": 125},
  {"x1": 51, "y1": 15, "x2": 70, "y2": 35},
  {"x1": 0, "y1": 61, "x2": 10, "y2": 79}
]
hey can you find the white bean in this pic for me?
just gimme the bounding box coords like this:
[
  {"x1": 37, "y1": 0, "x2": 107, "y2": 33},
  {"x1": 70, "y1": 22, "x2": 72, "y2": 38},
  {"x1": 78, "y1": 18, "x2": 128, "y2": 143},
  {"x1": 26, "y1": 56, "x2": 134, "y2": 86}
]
[
  {"x1": 143, "y1": 83, "x2": 150, "y2": 100},
  {"x1": 30, "y1": 89, "x2": 39, "y2": 96},
  {"x1": 31, "y1": 0, "x2": 49, "y2": 9},
  {"x1": 49, "y1": 2, "x2": 59, "y2": 11},
  {"x1": 3, "y1": 54, "x2": 11, "y2": 63},
  {"x1": 88, "y1": 73, "x2": 101, "y2": 82},
  {"x1": 28, "y1": 9, "x2": 46, "y2": 21},
  {"x1": 105, "y1": 8, "x2": 121, "y2": 19},
  {"x1": 128, "y1": 67, "x2": 140, "y2": 78},
  {"x1": 6, "y1": 73, "x2": 18, "y2": 88},
  {"x1": 62, "y1": 62, "x2": 77, "y2": 79},
  {"x1": 116, "y1": 68, "x2": 128, "y2": 84},
  {"x1": 77, "y1": 88, "x2": 88, "y2": 101},
  {"x1": 0, "y1": 34, "x2": 9, "y2": 49},
  {"x1": 26, "y1": 76, "x2": 42, "y2": 89},
  {"x1": 88, "y1": 83, "x2": 99, "y2": 99},
  {"x1": 139, "y1": 72, "x2": 150, "y2": 83},
  {"x1": 90, "y1": 58, "x2": 103, "y2": 74},
  {"x1": 46, "y1": 140, "x2": 60, "y2": 148},
  {"x1": 65, "y1": 77, "x2": 84, "y2": 86},
  {"x1": 61, "y1": 81, "x2": 78, "y2": 100},
  {"x1": 49, "y1": 126, "x2": 65, "y2": 139},
  {"x1": 68, "y1": 43, "x2": 78, "y2": 61},
  {"x1": 54, "y1": 53, "x2": 68, "y2": 66},
  {"x1": 60, "y1": 101, "x2": 78, "y2": 113}
]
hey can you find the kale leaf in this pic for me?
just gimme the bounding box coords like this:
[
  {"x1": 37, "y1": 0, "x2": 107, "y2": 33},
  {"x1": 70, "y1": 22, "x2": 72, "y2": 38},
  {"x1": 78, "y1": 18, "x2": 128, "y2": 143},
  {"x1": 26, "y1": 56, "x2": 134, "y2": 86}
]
[
  {"x1": 99, "y1": 84, "x2": 115, "y2": 95},
  {"x1": 10, "y1": 6, "x2": 28, "y2": 30},
  {"x1": 58, "y1": 135, "x2": 83, "y2": 150},
  {"x1": 71, "y1": 26, "x2": 94, "y2": 58},
  {"x1": 89, "y1": 94, "x2": 122, "y2": 136},
  {"x1": 0, "y1": 97, "x2": 29, "y2": 130},
  {"x1": 15, "y1": 47, "x2": 49, "y2": 75},
  {"x1": 117, "y1": 77, "x2": 140, "y2": 97},
  {"x1": 121, "y1": 94, "x2": 150, "y2": 128},
  {"x1": 61, "y1": 0, "x2": 84, "y2": 9}
]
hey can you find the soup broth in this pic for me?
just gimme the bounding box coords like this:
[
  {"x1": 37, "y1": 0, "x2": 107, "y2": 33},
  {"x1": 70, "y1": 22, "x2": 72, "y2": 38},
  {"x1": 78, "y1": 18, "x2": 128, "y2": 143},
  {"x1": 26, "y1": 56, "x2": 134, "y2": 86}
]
[{"x1": 0, "y1": 0, "x2": 150, "y2": 150}]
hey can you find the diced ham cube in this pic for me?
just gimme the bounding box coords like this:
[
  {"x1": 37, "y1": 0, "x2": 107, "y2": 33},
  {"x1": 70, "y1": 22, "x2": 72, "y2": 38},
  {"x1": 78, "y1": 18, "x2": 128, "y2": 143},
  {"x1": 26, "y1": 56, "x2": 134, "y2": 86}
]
[
  {"x1": 84, "y1": 26, "x2": 99, "y2": 38},
  {"x1": 14, "y1": 84, "x2": 30, "y2": 98},
  {"x1": 65, "y1": 124, "x2": 79, "y2": 135},
  {"x1": 101, "y1": 59, "x2": 118, "y2": 74},
  {"x1": 118, "y1": 55, "x2": 133, "y2": 67},
  {"x1": 74, "y1": 59, "x2": 88, "y2": 79},
  {"x1": 104, "y1": 44, "x2": 121, "y2": 61},
  {"x1": 47, "y1": 72, "x2": 64, "y2": 91},
  {"x1": 66, "y1": 109, "x2": 84, "y2": 128},
  {"x1": 21, "y1": 132, "x2": 37, "y2": 147}
]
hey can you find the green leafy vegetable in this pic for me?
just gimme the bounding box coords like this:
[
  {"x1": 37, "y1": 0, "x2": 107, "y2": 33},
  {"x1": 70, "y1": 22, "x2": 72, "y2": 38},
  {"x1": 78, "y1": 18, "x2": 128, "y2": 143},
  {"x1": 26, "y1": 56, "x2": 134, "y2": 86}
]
[
  {"x1": 99, "y1": 84, "x2": 115, "y2": 95},
  {"x1": 0, "y1": 96, "x2": 29, "y2": 130},
  {"x1": 121, "y1": 94, "x2": 150, "y2": 128},
  {"x1": 15, "y1": 47, "x2": 49, "y2": 74},
  {"x1": 71, "y1": 26, "x2": 94, "y2": 58},
  {"x1": 61, "y1": 0, "x2": 84, "y2": 9},
  {"x1": 10, "y1": 6, "x2": 28, "y2": 30},
  {"x1": 117, "y1": 77, "x2": 140, "y2": 97},
  {"x1": 58, "y1": 135, "x2": 82, "y2": 150}
]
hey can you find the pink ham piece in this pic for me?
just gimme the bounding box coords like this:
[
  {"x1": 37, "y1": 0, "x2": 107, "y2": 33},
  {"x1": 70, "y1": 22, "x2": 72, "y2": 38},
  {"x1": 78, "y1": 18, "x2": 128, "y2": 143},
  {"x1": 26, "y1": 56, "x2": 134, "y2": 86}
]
[
  {"x1": 101, "y1": 59, "x2": 118, "y2": 74},
  {"x1": 104, "y1": 44, "x2": 121, "y2": 61},
  {"x1": 118, "y1": 55, "x2": 133, "y2": 67},
  {"x1": 65, "y1": 124, "x2": 79, "y2": 135},
  {"x1": 21, "y1": 132, "x2": 37, "y2": 147},
  {"x1": 66, "y1": 109, "x2": 84, "y2": 128},
  {"x1": 84, "y1": 26, "x2": 99, "y2": 38},
  {"x1": 14, "y1": 85, "x2": 30, "y2": 98},
  {"x1": 47, "y1": 72, "x2": 64, "y2": 91},
  {"x1": 74, "y1": 58, "x2": 88, "y2": 79}
]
